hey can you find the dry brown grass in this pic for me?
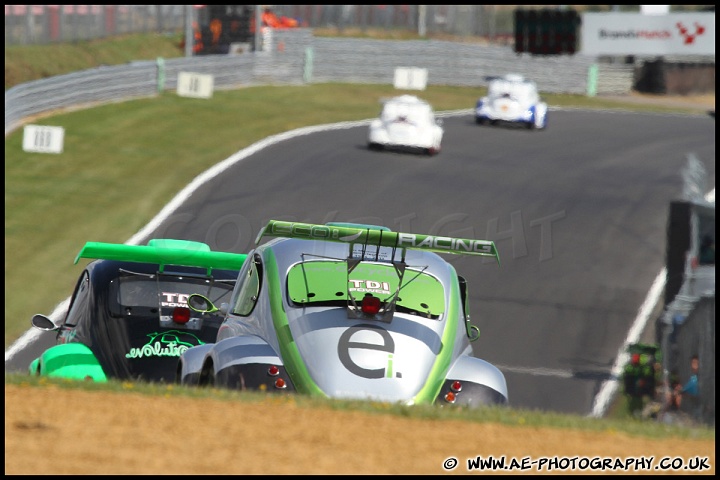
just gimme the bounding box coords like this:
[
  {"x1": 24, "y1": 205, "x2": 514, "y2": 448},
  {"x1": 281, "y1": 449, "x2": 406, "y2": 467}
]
[{"x1": 5, "y1": 384, "x2": 716, "y2": 475}]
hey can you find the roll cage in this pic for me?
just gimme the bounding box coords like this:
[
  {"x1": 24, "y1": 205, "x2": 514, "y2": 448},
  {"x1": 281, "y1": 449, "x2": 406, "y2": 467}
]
[{"x1": 256, "y1": 220, "x2": 499, "y2": 338}]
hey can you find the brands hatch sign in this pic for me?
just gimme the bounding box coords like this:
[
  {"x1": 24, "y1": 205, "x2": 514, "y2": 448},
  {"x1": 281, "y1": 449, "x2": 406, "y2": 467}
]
[{"x1": 581, "y1": 12, "x2": 715, "y2": 56}]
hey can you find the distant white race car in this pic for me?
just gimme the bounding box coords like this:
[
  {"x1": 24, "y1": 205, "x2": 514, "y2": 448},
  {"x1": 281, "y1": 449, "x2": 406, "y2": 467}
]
[
  {"x1": 475, "y1": 74, "x2": 548, "y2": 130},
  {"x1": 368, "y1": 95, "x2": 444, "y2": 155}
]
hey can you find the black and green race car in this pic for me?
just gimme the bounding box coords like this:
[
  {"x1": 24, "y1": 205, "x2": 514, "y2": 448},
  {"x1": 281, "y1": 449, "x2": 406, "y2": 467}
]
[{"x1": 28, "y1": 239, "x2": 248, "y2": 383}]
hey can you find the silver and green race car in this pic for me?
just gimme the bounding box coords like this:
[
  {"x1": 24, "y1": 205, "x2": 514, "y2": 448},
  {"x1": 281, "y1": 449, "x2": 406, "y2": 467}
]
[{"x1": 179, "y1": 220, "x2": 509, "y2": 408}]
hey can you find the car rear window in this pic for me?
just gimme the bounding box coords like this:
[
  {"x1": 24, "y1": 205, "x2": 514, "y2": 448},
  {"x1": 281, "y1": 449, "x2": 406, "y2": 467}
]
[
  {"x1": 286, "y1": 260, "x2": 445, "y2": 318},
  {"x1": 382, "y1": 103, "x2": 432, "y2": 123},
  {"x1": 117, "y1": 277, "x2": 234, "y2": 309},
  {"x1": 489, "y1": 80, "x2": 535, "y2": 101}
]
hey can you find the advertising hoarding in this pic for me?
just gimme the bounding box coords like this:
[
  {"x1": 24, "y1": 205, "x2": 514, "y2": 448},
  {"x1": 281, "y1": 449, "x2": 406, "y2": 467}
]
[{"x1": 582, "y1": 12, "x2": 715, "y2": 56}]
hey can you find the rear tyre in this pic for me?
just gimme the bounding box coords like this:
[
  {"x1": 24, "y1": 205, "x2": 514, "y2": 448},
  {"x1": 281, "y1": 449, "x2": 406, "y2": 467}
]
[
  {"x1": 198, "y1": 361, "x2": 216, "y2": 388},
  {"x1": 531, "y1": 108, "x2": 547, "y2": 130},
  {"x1": 536, "y1": 114, "x2": 547, "y2": 130}
]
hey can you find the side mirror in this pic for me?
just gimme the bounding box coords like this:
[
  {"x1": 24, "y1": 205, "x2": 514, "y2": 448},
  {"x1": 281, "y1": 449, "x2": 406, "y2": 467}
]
[
  {"x1": 187, "y1": 293, "x2": 218, "y2": 313},
  {"x1": 31, "y1": 314, "x2": 58, "y2": 331}
]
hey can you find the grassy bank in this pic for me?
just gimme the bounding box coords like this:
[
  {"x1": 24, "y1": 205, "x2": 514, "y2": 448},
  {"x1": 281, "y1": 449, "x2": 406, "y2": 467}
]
[{"x1": 5, "y1": 32, "x2": 186, "y2": 89}]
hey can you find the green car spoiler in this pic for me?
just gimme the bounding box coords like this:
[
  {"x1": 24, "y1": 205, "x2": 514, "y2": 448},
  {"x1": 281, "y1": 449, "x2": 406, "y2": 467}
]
[
  {"x1": 74, "y1": 238, "x2": 248, "y2": 274},
  {"x1": 256, "y1": 219, "x2": 500, "y2": 264}
]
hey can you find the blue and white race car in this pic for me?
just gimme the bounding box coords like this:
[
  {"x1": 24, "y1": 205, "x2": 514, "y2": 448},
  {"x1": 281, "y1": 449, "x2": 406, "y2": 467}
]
[
  {"x1": 475, "y1": 74, "x2": 548, "y2": 130},
  {"x1": 178, "y1": 220, "x2": 509, "y2": 409}
]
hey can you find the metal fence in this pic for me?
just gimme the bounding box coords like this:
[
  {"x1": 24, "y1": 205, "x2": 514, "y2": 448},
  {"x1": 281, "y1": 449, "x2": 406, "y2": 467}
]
[
  {"x1": 3, "y1": 5, "x2": 523, "y2": 46},
  {"x1": 7, "y1": 5, "x2": 694, "y2": 47},
  {"x1": 274, "y1": 5, "x2": 518, "y2": 40},
  {"x1": 658, "y1": 191, "x2": 715, "y2": 428},
  {"x1": 4, "y1": 5, "x2": 186, "y2": 45},
  {"x1": 662, "y1": 291, "x2": 715, "y2": 427},
  {"x1": 5, "y1": 30, "x2": 639, "y2": 136}
]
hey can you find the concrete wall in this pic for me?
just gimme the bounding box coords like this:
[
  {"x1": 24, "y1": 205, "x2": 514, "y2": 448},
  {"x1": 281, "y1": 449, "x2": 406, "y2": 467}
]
[{"x1": 635, "y1": 60, "x2": 716, "y2": 95}]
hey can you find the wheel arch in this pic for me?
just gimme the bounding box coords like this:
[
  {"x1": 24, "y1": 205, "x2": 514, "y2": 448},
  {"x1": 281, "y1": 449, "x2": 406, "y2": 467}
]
[{"x1": 31, "y1": 343, "x2": 107, "y2": 382}]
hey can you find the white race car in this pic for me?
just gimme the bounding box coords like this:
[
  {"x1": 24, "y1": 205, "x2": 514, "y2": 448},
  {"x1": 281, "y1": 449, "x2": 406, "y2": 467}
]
[
  {"x1": 368, "y1": 95, "x2": 444, "y2": 155},
  {"x1": 475, "y1": 74, "x2": 548, "y2": 130}
]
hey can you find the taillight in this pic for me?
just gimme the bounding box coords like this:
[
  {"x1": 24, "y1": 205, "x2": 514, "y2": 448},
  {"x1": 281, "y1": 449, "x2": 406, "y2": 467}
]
[
  {"x1": 268, "y1": 365, "x2": 280, "y2": 376},
  {"x1": 361, "y1": 295, "x2": 381, "y2": 315},
  {"x1": 274, "y1": 378, "x2": 287, "y2": 389},
  {"x1": 172, "y1": 307, "x2": 191, "y2": 324}
]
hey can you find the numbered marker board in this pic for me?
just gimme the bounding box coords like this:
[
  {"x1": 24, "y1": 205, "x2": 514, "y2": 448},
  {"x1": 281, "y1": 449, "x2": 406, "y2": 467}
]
[
  {"x1": 177, "y1": 72, "x2": 214, "y2": 99},
  {"x1": 394, "y1": 67, "x2": 428, "y2": 91},
  {"x1": 22, "y1": 125, "x2": 65, "y2": 154}
]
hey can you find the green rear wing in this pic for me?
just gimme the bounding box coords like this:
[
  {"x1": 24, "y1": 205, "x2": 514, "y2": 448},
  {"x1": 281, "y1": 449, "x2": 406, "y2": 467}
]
[
  {"x1": 256, "y1": 219, "x2": 500, "y2": 264},
  {"x1": 74, "y1": 238, "x2": 248, "y2": 275}
]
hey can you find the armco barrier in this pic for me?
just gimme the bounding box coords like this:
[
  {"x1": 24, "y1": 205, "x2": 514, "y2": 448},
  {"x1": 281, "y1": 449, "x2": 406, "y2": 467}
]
[{"x1": 6, "y1": 33, "x2": 638, "y2": 136}]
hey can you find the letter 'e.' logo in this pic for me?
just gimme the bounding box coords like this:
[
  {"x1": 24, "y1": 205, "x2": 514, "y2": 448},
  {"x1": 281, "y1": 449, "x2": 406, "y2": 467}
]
[{"x1": 338, "y1": 324, "x2": 397, "y2": 379}]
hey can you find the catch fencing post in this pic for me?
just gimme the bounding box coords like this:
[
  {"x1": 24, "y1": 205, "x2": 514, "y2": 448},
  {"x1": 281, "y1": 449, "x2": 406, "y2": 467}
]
[
  {"x1": 156, "y1": 57, "x2": 165, "y2": 93},
  {"x1": 304, "y1": 47, "x2": 314, "y2": 84},
  {"x1": 587, "y1": 63, "x2": 598, "y2": 97}
]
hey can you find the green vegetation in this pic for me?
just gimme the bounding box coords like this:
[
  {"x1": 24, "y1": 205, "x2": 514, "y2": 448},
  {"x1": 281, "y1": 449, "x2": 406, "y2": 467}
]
[
  {"x1": 6, "y1": 372, "x2": 713, "y2": 440},
  {"x1": 5, "y1": 32, "x2": 186, "y2": 89},
  {"x1": 5, "y1": 33, "x2": 712, "y2": 435}
]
